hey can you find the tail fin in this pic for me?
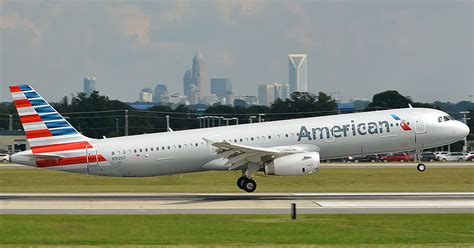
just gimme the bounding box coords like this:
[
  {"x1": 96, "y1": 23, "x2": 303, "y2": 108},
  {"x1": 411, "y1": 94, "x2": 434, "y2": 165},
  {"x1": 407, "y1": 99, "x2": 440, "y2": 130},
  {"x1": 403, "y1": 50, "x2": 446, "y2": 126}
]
[{"x1": 9, "y1": 84, "x2": 90, "y2": 152}]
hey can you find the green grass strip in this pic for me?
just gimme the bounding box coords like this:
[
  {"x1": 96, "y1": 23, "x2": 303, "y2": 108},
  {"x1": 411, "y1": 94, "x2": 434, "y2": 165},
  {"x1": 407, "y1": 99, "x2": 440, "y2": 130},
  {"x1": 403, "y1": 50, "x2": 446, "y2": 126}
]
[
  {"x1": 0, "y1": 167, "x2": 473, "y2": 192},
  {"x1": 0, "y1": 214, "x2": 473, "y2": 246}
]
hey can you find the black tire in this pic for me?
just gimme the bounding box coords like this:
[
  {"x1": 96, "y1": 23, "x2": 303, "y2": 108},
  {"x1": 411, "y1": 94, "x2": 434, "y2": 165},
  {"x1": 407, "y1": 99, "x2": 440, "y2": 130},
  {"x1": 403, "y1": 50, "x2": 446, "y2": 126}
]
[
  {"x1": 442, "y1": 158, "x2": 447, "y2": 162},
  {"x1": 243, "y1": 179, "x2": 257, "y2": 192},
  {"x1": 458, "y1": 158, "x2": 463, "y2": 162},
  {"x1": 417, "y1": 163, "x2": 426, "y2": 172},
  {"x1": 237, "y1": 177, "x2": 247, "y2": 190}
]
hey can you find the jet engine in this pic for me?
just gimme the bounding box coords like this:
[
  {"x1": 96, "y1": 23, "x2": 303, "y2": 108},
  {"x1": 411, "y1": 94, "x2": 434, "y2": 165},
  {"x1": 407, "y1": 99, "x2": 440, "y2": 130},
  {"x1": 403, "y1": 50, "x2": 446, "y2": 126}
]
[{"x1": 264, "y1": 152, "x2": 320, "y2": 176}]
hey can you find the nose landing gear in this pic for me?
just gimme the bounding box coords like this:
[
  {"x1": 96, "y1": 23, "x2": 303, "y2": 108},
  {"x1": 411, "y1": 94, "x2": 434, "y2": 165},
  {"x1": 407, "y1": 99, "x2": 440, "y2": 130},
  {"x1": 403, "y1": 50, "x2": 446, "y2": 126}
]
[
  {"x1": 415, "y1": 148, "x2": 426, "y2": 172},
  {"x1": 416, "y1": 163, "x2": 426, "y2": 172}
]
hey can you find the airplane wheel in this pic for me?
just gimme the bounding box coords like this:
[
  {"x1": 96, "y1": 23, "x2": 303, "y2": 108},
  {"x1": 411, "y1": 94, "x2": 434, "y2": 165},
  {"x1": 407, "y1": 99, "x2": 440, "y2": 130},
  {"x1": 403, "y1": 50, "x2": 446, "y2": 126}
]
[
  {"x1": 243, "y1": 179, "x2": 257, "y2": 192},
  {"x1": 417, "y1": 163, "x2": 426, "y2": 172},
  {"x1": 237, "y1": 176, "x2": 246, "y2": 190}
]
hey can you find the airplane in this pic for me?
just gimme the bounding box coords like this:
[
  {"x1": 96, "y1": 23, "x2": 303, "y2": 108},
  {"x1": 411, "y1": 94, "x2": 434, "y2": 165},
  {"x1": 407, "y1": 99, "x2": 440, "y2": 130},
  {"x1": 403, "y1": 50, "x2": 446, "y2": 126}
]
[{"x1": 9, "y1": 84, "x2": 470, "y2": 192}]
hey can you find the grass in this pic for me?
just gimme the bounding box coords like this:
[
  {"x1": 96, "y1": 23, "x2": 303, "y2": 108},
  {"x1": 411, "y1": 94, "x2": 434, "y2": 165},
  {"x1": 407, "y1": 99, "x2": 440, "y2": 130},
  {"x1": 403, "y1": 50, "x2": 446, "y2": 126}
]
[
  {"x1": 0, "y1": 167, "x2": 472, "y2": 192},
  {"x1": 0, "y1": 214, "x2": 473, "y2": 246}
]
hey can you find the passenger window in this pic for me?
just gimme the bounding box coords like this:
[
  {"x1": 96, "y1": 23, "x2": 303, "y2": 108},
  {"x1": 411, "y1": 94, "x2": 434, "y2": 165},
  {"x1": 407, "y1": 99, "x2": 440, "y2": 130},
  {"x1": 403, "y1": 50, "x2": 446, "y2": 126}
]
[
  {"x1": 251, "y1": 137, "x2": 254, "y2": 141},
  {"x1": 285, "y1": 134, "x2": 289, "y2": 137},
  {"x1": 112, "y1": 152, "x2": 115, "y2": 155},
  {"x1": 156, "y1": 147, "x2": 159, "y2": 151},
  {"x1": 268, "y1": 135, "x2": 271, "y2": 139},
  {"x1": 167, "y1": 146, "x2": 170, "y2": 150},
  {"x1": 145, "y1": 148, "x2": 148, "y2": 152},
  {"x1": 139, "y1": 148, "x2": 143, "y2": 152},
  {"x1": 151, "y1": 147, "x2": 154, "y2": 151},
  {"x1": 162, "y1": 146, "x2": 165, "y2": 150},
  {"x1": 234, "y1": 139, "x2": 237, "y2": 142},
  {"x1": 134, "y1": 149, "x2": 137, "y2": 153},
  {"x1": 178, "y1": 145, "x2": 182, "y2": 148},
  {"x1": 195, "y1": 143, "x2": 198, "y2": 147},
  {"x1": 240, "y1": 138, "x2": 243, "y2": 142}
]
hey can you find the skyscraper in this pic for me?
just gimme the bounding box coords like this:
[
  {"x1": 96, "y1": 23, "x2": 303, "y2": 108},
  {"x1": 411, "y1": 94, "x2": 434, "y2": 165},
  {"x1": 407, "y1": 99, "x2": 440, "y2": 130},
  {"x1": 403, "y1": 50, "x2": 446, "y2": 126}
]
[
  {"x1": 210, "y1": 78, "x2": 232, "y2": 98},
  {"x1": 183, "y1": 69, "x2": 193, "y2": 100},
  {"x1": 192, "y1": 52, "x2": 206, "y2": 97},
  {"x1": 83, "y1": 76, "x2": 96, "y2": 97},
  {"x1": 183, "y1": 52, "x2": 206, "y2": 103},
  {"x1": 153, "y1": 84, "x2": 169, "y2": 103},
  {"x1": 288, "y1": 54, "x2": 307, "y2": 93}
]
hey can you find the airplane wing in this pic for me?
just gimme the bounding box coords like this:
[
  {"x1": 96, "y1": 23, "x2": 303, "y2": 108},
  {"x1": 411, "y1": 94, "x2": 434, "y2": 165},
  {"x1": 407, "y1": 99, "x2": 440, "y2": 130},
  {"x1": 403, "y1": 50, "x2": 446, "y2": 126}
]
[{"x1": 203, "y1": 138, "x2": 318, "y2": 171}]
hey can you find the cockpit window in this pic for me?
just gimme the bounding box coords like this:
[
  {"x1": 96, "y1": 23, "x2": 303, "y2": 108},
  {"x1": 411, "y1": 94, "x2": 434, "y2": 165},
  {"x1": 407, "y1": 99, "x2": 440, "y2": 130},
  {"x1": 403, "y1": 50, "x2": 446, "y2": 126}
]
[
  {"x1": 443, "y1": 116, "x2": 450, "y2": 122},
  {"x1": 438, "y1": 117, "x2": 443, "y2": 123}
]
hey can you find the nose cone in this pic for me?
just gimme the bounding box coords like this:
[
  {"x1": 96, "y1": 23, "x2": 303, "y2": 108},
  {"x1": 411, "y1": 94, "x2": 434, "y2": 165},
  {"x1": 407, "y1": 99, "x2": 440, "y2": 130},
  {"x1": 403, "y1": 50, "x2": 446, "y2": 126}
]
[{"x1": 457, "y1": 121, "x2": 470, "y2": 139}]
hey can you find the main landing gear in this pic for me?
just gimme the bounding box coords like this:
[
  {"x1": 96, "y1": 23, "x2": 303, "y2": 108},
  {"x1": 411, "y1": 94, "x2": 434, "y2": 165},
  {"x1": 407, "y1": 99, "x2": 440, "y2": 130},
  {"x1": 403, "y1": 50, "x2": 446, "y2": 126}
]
[
  {"x1": 237, "y1": 176, "x2": 257, "y2": 192},
  {"x1": 415, "y1": 148, "x2": 426, "y2": 172},
  {"x1": 236, "y1": 166, "x2": 258, "y2": 192}
]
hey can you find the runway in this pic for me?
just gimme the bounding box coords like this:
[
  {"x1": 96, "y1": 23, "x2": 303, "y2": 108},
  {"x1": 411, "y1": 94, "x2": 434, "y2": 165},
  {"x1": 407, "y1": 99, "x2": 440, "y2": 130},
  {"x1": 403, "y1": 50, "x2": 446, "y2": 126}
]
[{"x1": 1, "y1": 193, "x2": 473, "y2": 214}]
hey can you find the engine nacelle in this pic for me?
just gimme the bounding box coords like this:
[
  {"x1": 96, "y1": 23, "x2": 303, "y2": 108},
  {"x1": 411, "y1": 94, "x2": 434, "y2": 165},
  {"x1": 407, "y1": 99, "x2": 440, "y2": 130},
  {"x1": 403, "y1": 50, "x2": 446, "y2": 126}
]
[{"x1": 264, "y1": 152, "x2": 320, "y2": 176}]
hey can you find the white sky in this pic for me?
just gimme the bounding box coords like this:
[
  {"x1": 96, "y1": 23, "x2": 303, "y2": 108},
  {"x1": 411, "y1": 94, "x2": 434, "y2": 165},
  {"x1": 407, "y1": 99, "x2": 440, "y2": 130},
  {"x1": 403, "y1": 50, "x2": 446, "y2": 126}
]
[{"x1": 1, "y1": 0, "x2": 473, "y2": 103}]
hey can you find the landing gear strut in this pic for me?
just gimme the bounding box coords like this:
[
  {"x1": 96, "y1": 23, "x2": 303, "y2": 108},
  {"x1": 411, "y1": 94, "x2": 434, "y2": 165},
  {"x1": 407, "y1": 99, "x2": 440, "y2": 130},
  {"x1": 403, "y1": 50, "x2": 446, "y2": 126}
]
[{"x1": 415, "y1": 148, "x2": 426, "y2": 172}]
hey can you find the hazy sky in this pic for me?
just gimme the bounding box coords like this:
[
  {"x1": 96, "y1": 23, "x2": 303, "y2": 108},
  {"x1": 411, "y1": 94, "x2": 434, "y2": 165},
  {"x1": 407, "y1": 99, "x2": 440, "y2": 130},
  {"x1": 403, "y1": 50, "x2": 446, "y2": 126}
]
[{"x1": 1, "y1": 0, "x2": 472, "y2": 103}]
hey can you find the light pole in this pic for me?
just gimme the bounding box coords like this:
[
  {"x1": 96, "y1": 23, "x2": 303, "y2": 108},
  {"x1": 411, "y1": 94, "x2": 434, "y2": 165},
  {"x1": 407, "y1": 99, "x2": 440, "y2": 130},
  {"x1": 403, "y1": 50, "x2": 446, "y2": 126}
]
[
  {"x1": 460, "y1": 111, "x2": 470, "y2": 151},
  {"x1": 115, "y1": 118, "x2": 119, "y2": 132},
  {"x1": 8, "y1": 115, "x2": 13, "y2": 131},
  {"x1": 124, "y1": 110, "x2": 129, "y2": 136}
]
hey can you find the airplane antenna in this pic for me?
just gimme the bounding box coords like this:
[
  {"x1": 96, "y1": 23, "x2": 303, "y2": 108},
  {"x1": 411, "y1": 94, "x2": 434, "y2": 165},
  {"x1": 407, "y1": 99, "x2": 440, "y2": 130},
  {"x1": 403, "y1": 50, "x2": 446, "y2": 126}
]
[{"x1": 408, "y1": 104, "x2": 413, "y2": 109}]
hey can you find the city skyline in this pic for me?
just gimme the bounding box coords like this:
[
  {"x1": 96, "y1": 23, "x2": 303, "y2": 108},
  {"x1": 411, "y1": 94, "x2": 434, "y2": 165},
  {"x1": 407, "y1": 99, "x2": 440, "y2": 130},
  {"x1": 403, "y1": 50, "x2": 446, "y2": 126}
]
[{"x1": 0, "y1": 1, "x2": 472, "y2": 104}]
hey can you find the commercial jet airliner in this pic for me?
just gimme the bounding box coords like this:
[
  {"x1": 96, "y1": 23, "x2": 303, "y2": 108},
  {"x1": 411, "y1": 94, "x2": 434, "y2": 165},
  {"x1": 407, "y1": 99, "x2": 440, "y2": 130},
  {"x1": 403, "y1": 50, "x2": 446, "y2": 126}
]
[{"x1": 9, "y1": 85, "x2": 470, "y2": 192}]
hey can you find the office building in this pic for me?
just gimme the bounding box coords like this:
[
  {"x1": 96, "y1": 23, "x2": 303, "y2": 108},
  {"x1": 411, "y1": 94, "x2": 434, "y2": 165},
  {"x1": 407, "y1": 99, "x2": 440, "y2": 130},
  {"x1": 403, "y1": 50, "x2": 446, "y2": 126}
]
[
  {"x1": 211, "y1": 78, "x2": 233, "y2": 101},
  {"x1": 153, "y1": 84, "x2": 169, "y2": 103},
  {"x1": 83, "y1": 76, "x2": 96, "y2": 97},
  {"x1": 258, "y1": 83, "x2": 290, "y2": 106},
  {"x1": 139, "y1": 88, "x2": 154, "y2": 103},
  {"x1": 288, "y1": 54, "x2": 307, "y2": 93}
]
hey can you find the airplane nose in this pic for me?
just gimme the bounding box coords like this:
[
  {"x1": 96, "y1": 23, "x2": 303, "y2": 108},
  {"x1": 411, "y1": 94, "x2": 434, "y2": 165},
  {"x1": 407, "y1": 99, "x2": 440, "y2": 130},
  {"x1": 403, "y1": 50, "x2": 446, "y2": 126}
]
[{"x1": 457, "y1": 121, "x2": 470, "y2": 138}]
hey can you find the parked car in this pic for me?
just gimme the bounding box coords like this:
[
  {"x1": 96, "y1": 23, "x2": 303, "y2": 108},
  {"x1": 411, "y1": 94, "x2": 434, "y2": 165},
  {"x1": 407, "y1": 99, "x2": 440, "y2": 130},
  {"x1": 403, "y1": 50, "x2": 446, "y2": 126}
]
[
  {"x1": 380, "y1": 153, "x2": 412, "y2": 162},
  {"x1": 434, "y1": 151, "x2": 449, "y2": 161},
  {"x1": 0, "y1": 154, "x2": 10, "y2": 163},
  {"x1": 420, "y1": 152, "x2": 437, "y2": 162},
  {"x1": 347, "y1": 154, "x2": 379, "y2": 163},
  {"x1": 464, "y1": 152, "x2": 474, "y2": 161},
  {"x1": 442, "y1": 152, "x2": 467, "y2": 162}
]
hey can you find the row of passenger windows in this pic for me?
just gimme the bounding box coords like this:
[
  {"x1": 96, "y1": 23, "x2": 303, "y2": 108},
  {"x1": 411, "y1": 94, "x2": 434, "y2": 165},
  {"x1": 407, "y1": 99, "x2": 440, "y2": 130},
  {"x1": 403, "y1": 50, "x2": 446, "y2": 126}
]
[
  {"x1": 111, "y1": 135, "x2": 282, "y2": 156},
  {"x1": 110, "y1": 122, "x2": 408, "y2": 156}
]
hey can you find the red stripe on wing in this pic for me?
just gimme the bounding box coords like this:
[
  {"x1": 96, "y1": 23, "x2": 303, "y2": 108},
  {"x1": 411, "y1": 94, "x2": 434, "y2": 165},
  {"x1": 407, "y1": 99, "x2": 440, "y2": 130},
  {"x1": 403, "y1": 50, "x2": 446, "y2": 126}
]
[
  {"x1": 36, "y1": 155, "x2": 107, "y2": 167},
  {"x1": 14, "y1": 99, "x2": 32, "y2": 108},
  {"x1": 32, "y1": 141, "x2": 91, "y2": 154},
  {"x1": 20, "y1": 114, "x2": 42, "y2": 123},
  {"x1": 9, "y1": 86, "x2": 21, "y2": 92},
  {"x1": 26, "y1": 129, "x2": 52, "y2": 139}
]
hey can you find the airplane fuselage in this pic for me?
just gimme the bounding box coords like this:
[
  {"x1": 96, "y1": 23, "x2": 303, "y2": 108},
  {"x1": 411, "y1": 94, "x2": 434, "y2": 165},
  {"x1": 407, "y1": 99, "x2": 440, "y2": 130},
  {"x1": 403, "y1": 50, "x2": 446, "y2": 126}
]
[{"x1": 15, "y1": 107, "x2": 465, "y2": 177}]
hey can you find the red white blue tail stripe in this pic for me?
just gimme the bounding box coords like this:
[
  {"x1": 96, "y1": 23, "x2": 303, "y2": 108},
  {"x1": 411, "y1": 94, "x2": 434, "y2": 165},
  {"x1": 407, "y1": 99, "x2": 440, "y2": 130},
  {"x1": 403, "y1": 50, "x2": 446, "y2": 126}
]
[{"x1": 9, "y1": 84, "x2": 107, "y2": 168}]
